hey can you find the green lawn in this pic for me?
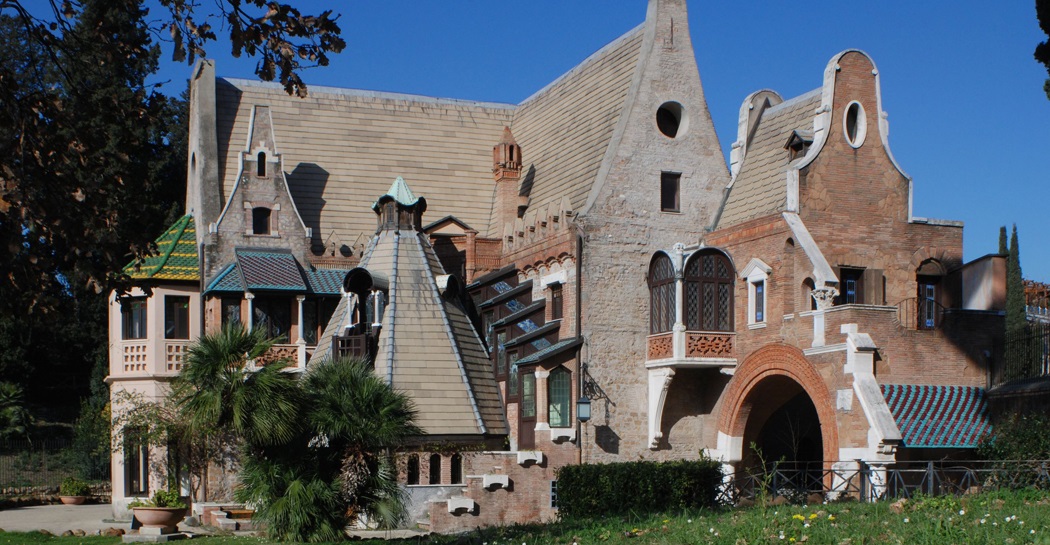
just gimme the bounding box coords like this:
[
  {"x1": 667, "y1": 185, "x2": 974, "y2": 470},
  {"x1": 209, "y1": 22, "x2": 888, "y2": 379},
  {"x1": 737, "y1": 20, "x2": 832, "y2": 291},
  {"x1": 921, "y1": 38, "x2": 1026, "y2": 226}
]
[{"x1": 3, "y1": 489, "x2": 1050, "y2": 544}]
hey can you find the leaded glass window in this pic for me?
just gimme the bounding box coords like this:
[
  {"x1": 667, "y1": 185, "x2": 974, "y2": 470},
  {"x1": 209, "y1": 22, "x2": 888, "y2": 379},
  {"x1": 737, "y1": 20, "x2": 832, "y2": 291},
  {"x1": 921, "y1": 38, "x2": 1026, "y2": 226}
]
[
  {"x1": 522, "y1": 372, "x2": 536, "y2": 418},
  {"x1": 548, "y1": 367, "x2": 571, "y2": 428},
  {"x1": 648, "y1": 254, "x2": 675, "y2": 334},
  {"x1": 685, "y1": 250, "x2": 734, "y2": 332}
]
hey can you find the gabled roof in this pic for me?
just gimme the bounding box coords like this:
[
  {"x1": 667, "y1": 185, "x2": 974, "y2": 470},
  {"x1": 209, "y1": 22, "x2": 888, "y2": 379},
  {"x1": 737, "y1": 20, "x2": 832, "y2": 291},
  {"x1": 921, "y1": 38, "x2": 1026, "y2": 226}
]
[
  {"x1": 718, "y1": 89, "x2": 821, "y2": 228},
  {"x1": 124, "y1": 215, "x2": 199, "y2": 281},
  {"x1": 214, "y1": 79, "x2": 515, "y2": 245},
  {"x1": 500, "y1": 25, "x2": 645, "y2": 235},
  {"x1": 881, "y1": 384, "x2": 992, "y2": 448}
]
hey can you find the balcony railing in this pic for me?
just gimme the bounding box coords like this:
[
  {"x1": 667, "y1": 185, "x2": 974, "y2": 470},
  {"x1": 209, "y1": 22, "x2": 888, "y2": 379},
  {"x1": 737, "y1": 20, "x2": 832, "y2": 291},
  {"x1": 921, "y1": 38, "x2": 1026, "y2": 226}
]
[
  {"x1": 256, "y1": 344, "x2": 300, "y2": 367},
  {"x1": 895, "y1": 297, "x2": 945, "y2": 330},
  {"x1": 647, "y1": 331, "x2": 735, "y2": 361},
  {"x1": 164, "y1": 341, "x2": 190, "y2": 372}
]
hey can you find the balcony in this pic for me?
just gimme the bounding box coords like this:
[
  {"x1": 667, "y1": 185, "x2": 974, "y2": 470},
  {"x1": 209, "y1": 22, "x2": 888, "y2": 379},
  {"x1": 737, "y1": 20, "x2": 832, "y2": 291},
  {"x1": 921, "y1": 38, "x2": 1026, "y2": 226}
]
[{"x1": 646, "y1": 330, "x2": 736, "y2": 366}]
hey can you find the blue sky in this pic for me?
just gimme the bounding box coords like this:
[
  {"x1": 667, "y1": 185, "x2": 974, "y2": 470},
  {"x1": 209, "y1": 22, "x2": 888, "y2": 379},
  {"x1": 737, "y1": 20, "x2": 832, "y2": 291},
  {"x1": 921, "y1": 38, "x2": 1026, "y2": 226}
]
[{"x1": 78, "y1": 1, "x2": 1050, "y2": 281}]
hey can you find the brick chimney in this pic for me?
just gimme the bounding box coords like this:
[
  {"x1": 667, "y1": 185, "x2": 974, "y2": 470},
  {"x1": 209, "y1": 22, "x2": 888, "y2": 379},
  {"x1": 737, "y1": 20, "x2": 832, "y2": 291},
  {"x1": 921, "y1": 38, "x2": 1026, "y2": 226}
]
[{"x1": 492, "y1": 126, "x2": 523, "y2": 229}]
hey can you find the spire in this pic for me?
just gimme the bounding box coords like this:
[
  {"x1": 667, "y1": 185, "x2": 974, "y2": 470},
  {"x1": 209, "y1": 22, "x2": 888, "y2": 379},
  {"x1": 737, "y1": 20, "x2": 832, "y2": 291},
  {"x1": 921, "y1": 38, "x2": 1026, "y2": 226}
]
[{"x1": 372, "y1": 176, "x2": 428, "y2": 232}]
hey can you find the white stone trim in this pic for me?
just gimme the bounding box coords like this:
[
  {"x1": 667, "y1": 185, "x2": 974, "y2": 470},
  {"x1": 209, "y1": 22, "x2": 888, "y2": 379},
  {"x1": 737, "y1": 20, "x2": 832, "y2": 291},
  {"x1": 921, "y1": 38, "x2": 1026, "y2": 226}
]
[
  {"x1": 646, "y1": 367, "x2": 676, "y2": 449},
  {"x1": 741, "y1": 258, "x2": 771, "y2": 326},
  {"x1": 842, "y1": 100, "x2": 867, "y2": 148},
  {"x1": 540, "y1": 270, "x2": 567, "y2": 287}
]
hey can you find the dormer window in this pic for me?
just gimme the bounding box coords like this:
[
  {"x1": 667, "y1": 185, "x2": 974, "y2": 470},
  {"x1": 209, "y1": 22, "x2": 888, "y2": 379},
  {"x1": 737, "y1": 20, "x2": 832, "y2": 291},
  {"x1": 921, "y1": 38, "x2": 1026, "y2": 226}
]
[
  {"x1": 785, "y1": 130, "x2": 813, "y2": 161},
  {"x1": 257, "y1": 151, "x2": 267, "y2": 177},
  {"x1": 252, "y1": 207, "x2": 271, "y2": 235}
]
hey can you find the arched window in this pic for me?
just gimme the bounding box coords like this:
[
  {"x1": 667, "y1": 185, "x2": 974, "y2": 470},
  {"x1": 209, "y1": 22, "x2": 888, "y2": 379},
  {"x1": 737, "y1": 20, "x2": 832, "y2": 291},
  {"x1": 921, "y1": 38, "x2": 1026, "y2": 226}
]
[
  {"x1": 428, "y1": 454, "x2": 441, "y2": 485},
  {"x1": 684, "y1": 250, "x2": 734, "y2": 331},
  {"x1": 648, "y1": 254, "x2": 675, "y2": 334},
  {"x1": 252, "y1": 207, "x2": 271, "y2": 235},
  {"x1": 257, "y1": 151, "x2": 267, "y2": 176},
  {"x1": 450, "y1": 454, "x2": 463, "y2": 484},
  {"x1": 406, "y1": 454, "x2": 419, "y2": 485},
  {"x1": 548, "y1": 367, "x2": 571, "y2": 428},
  {"x1": 802, "y1": 278, "x2": 817, "y2": 311}
]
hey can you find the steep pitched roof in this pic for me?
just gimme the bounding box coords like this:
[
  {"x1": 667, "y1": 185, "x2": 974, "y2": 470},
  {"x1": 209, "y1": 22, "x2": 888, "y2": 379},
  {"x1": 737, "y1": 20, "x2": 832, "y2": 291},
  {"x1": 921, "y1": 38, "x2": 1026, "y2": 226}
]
[
  {"x1": 124, "y1": 215, "x2": 199, "y2": 281},
  {"x1": 311, "y1": 179, "x2": 507, "y2": 438},
  {"x1": 502, "y1": 25, "x2": 644, "y2": 235},
  {"x1": 214, "y1": 81, "x2": 515, "y2": 246},
  {"x1": 717, "y1": 89, "x2": 821, "y2": 228}
]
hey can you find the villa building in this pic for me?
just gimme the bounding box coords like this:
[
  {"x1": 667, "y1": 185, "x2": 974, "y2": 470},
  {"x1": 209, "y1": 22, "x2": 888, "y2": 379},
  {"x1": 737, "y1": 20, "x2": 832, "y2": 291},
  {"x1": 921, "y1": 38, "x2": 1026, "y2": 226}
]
[{"x1": 106, "y1": 0, "x2": 1005, "y2": 530}]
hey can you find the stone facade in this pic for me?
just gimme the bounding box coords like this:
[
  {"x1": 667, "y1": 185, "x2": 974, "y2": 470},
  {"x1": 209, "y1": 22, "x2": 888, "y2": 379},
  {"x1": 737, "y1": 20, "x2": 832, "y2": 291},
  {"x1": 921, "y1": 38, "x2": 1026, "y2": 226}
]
[{"x1": 107, "y1": 0, "x2": 1008, "y2": 533}]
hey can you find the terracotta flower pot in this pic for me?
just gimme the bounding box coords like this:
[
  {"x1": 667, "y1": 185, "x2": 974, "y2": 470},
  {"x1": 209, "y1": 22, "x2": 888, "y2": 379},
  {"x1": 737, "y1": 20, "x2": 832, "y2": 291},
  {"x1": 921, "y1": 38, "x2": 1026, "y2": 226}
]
[
  {"x1": 133, "y1": 507, "x2": 187, "y2": 534},
  {"x1": 59, "y1": 495, "x2": 87, "y2": 505}
]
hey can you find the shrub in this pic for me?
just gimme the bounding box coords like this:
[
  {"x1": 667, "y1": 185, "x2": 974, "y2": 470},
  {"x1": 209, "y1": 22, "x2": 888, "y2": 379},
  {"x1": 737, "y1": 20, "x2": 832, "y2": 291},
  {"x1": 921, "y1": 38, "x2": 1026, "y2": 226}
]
[
  {"x1": 128, "y1": 489, "x2": 186, "y2": 509},
  {"x1": 59, "y1": 477, "x2": 91, "y2": 497},
  {"x1": 556, "y1": 458, "x2": 722, "y2": 519}
]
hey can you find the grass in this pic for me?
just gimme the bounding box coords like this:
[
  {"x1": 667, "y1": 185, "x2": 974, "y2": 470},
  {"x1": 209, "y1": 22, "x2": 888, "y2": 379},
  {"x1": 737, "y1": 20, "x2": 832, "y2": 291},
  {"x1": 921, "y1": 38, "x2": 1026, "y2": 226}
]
[{"x1": 4, "y1": 489, "x2": 1050, "y2": 544}]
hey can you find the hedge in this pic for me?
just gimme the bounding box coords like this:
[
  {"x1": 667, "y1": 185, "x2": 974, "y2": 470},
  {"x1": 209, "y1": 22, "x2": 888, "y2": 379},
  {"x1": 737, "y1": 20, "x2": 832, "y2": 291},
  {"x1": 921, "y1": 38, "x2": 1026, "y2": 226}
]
[{"x1": 556, "y1": 459, "x2": 722, "y2": 518}]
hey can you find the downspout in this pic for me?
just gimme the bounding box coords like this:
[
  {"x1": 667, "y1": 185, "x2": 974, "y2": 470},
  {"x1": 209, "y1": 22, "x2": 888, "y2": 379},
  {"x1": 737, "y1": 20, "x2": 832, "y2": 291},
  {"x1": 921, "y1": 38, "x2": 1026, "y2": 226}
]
[{"x1": 576, "y1": 234, "x2": 584, "y2": 465}]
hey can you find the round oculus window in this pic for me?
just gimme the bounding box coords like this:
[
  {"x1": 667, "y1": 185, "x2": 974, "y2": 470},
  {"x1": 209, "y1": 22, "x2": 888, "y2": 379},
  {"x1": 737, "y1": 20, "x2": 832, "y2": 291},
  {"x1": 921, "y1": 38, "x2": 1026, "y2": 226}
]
[
  {"x1": 843, "y1": 101, "x2": 866, "y2": 148},
  {"x1": 656, "y1": 101, "x2": 688, "y2": 138}
]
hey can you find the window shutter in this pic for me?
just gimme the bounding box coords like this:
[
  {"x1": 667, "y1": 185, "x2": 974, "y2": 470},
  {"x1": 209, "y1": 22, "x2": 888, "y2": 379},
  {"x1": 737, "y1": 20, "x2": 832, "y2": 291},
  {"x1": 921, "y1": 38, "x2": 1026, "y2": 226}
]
[
  {"x1": 864, "y1": 269, "x2": 884, "y2": 305},
  {"x1": 832, "y1": 266, "x2": 842, "y2": 305}
]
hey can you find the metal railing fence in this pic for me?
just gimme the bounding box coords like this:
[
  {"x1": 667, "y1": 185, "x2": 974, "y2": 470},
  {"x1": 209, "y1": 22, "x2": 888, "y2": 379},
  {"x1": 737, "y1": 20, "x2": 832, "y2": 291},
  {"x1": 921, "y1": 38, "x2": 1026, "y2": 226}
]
[
  {"x1": 720, "y1": 460, "x2": 1050, "y2": 505},
  {"x1": 0, "y1": 438, "x2": 110, "y2": 498}
]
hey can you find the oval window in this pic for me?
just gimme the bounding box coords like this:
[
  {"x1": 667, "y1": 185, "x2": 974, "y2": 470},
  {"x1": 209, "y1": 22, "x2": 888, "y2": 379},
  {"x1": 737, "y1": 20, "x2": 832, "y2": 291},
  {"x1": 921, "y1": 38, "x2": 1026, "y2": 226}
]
[
  {"x1": 843, "y1": 101, "x2": 866, "y2": 148},
  {"x1": 656, "y1": 101, "x2": 688, "y2": 138}
]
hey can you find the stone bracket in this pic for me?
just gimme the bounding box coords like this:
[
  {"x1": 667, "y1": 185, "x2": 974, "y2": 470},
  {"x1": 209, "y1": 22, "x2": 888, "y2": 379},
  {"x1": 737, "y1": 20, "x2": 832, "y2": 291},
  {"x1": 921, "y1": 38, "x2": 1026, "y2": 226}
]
[{"x1": 647, "y1": 367, "x2": 676, "y2": 449}]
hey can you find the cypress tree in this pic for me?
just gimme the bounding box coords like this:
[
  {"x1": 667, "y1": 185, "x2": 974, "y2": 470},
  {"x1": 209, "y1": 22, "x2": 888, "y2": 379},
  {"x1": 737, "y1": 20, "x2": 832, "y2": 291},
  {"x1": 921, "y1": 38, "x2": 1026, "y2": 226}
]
[
  {"x1": 1006, "y1": 225, "x2": 1027, "y2": 335},
  {"x1": 999, "y1": 226, "x2": 1008, "y2": 255}
]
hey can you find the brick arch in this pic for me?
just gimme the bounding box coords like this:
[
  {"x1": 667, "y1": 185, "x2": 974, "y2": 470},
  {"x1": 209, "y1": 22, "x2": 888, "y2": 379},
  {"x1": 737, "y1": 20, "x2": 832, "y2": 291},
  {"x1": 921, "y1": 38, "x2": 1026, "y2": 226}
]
[
  {"x1": 910, "y1": 247, "x2": 955, "y2": 271},
  {"x1": 718, "y1": 344, "x2": 839, "y2": 464}
]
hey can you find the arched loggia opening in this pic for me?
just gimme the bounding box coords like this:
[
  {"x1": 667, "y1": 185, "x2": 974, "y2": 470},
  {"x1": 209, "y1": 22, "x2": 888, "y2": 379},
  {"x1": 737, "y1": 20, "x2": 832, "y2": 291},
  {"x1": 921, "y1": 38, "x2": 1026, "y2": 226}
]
[
  {"x1": 741, "y1": 377, "x2": 824, "y2": 493},
  {"x1": 719, "y1": 345, "x2": 839, "y2": 494}
]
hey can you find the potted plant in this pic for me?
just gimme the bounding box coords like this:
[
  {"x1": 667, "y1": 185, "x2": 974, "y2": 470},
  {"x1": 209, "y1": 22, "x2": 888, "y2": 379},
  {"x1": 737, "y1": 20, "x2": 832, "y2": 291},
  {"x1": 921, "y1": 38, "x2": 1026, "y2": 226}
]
[
  {"x1": 129, "y1": 490, "x2": 188, "y2": 534},
  {"x1": 58, "y1": 477, "x2": 91, "y2": 505}
]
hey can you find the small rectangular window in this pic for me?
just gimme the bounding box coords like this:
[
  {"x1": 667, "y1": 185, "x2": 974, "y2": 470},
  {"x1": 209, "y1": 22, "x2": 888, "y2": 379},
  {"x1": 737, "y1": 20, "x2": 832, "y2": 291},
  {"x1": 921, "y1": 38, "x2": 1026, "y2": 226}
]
[
  {"x1": 164, "y1": 296, "x2": 190, "y2": 340},
  {"x1": 221, "y1": 298, "x2": 242, "y2": 329},
  {"x1": 550, "y1": 284, "x2": 564, "y2": 321},
  {"x1": 124, "y1": 430, "x2": 149, "y2": 496},
  {"x1": 660, "y1": 172, "x2": 681, "y2": 212},
  {"x1": 496, "y1": 331, "x2": 507, "y2": 376},
  {"x1": 521, "y1": 373, "x2": 536, "y2": 418},
  {"x1": 753, "y1": 281, "x2": 765, "y2": 323},
  {"x1": 508, "y1": 352, "x2": 520, "y2": 397},
  {"x1": 550, "y1": 480, "x2": 558, "y2": 509},
  {"x1": 121, "y1": 298, "x2": 148, "y2": 340}
]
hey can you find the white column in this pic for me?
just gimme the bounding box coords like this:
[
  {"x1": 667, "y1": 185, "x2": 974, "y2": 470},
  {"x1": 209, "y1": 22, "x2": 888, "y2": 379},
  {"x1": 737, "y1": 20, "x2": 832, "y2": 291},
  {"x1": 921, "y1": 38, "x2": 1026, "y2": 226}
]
[
  {"x1": 245, "y1": 292, "x2": 255, "y2": 330},
  {"x1": 672, "y1": 243, "x2": 686, "y2": 360},
  {"x1": 296, "y1": 295, "x2": 307, "y2": 369}
]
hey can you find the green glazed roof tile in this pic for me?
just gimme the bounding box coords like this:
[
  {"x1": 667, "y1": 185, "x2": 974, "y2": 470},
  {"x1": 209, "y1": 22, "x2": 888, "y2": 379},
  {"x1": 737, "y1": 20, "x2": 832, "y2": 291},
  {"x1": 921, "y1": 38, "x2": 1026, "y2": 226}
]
[{"x1": 124, "y1": 215, "x2": 199, "y2": 281}]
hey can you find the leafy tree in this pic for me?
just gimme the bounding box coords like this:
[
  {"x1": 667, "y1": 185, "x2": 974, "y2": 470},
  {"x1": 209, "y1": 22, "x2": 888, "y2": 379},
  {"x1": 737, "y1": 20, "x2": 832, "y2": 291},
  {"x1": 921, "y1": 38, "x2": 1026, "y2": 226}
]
[
  {"x1": 0, "y1": 381, "x2": 32, "y2": 439},
  {"x1": 0, "y1": 0, "x2": 344, "y2": 317},
  {"x1": 1037, "y1": 0, "x2": 1050, "y2": 99}
]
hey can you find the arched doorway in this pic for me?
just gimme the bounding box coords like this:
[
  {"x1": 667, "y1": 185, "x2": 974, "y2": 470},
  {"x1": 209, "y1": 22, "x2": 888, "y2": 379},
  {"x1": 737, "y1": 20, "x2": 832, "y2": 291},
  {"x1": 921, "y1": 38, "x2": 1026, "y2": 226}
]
[{"x1": 718, "y1": 345, "x2": 838, "y2": 475}]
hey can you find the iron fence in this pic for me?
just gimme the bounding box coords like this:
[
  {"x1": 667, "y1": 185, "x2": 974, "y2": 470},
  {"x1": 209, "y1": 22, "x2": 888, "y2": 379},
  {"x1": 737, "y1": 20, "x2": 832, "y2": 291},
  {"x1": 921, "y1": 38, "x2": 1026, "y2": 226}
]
[
  {"x1": 720, "y1": 460, "x2": 1050, "y2": 505},
  {"x1": 0, "y1": 439, "x2": 110, "y2": 498},
  {"x1": 991, "y1": 322, "x2": 1050, "y2": 388}
]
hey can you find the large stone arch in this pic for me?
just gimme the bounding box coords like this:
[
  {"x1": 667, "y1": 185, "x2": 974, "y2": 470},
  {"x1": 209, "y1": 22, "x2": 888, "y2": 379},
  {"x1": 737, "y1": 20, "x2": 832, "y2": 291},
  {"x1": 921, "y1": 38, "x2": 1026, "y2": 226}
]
[{"x1": 718, "y1": 344, "x2": 839, "y2": 464}]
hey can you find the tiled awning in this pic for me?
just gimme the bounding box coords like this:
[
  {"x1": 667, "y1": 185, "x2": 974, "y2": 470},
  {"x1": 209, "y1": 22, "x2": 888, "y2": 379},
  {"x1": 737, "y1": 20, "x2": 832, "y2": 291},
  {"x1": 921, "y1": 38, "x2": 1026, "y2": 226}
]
[
  {"x1": 881, "y1": 384, "x2": 992, "y2": 448},
  {"x1": 236, "y1": 249, "x2": 307, "y2": 291}
]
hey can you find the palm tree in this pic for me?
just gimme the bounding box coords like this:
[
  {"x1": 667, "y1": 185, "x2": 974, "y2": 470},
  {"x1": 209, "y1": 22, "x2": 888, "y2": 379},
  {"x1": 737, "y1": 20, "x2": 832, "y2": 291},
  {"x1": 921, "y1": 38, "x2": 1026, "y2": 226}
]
[
  {"x1": 174, "y1": 327, "x2": 420, "y2": 540},
  {"x1": 235, "y1": 358, "x2": 420, "y2": 540},
  {"x1": 171, "y1": 324, "x2": 302, "y2": 446}
]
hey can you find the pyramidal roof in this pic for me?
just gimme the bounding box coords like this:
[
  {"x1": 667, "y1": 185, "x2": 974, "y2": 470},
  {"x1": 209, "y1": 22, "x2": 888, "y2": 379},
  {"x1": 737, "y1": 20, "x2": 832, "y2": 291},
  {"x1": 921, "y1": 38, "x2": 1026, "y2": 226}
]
[
  {"x1": 372, "y1": 176, "x2": 424, "y2": 211},
  {"x1": 123, "y1": 215, "x2": 199, "y2": 281},
  {"x1": 313, "y1": 178, "x2": 507, "y2": 439}
]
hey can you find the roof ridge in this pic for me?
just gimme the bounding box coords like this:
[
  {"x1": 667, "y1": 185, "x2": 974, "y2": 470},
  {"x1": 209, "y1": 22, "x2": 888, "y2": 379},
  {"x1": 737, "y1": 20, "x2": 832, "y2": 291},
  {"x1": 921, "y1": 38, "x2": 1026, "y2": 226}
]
[
  {"x1": 518, "y1": 23, "x2": 645, "y2": 106},
  {"x1": 220, "y1": 77, "x2": 518, "y2": 110}
]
